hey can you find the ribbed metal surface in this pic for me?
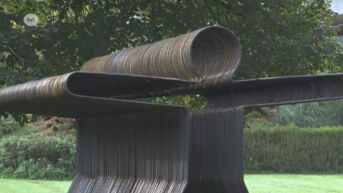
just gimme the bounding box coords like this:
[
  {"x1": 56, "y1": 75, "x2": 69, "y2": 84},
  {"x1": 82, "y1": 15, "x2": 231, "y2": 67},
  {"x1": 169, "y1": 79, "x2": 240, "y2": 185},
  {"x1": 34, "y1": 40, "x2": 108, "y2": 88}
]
[
  {"x1": 0, "y1": 72, "x2": 192, "y2": 117},
  {"x1": 2, "y1": 71, "x2": 343, "y2": 116},
  {"x1": 81, "y1": 26, "x2": 241, "y2": 86},
  {"x1": 204, "y1": 73, "x2": 343, "y2": 107},
  {"x1": 2, "y1": 26, "x2": 342, "y2": 110},
  {"x1": 68, "y1": 107, "x2": 247, "y2": 193},
  {"x1": 69, "y1": 109, "x2": 189, "y2": 193},
  {"x1": 187, "y1": 107, "x2": 248, "y2": 193}
]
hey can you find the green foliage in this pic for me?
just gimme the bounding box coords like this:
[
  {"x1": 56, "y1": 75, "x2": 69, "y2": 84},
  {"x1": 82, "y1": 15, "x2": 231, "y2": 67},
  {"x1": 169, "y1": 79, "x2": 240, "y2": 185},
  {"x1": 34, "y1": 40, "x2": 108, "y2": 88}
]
[
  {"x1": 244, "y1": 124, "x2": 343, "y2": 173},
  {"x1": 1, "y1": 0, "x2": 341, "y2": 81},
  {"x1": 0, "y1": 0, "x2": 342, "y2": 121},
  {"x1": 233, "y1": 0, "x2": 343, "y2": 78},
  {"x1": 0, "y1": 116, "x2": 19, "y2": 137},
  {"x1": 0, "y1": 128, "x2": 76, "y2": 180},
  {"x1": 152, "y1": 94, "x2": 206, "y2": 109},
  {"x1": 277, "y1": 100, "x2": 343, "y2": 127},
  {"x1": 2, "y1": 119, "x2": 343, "y2": 179}
]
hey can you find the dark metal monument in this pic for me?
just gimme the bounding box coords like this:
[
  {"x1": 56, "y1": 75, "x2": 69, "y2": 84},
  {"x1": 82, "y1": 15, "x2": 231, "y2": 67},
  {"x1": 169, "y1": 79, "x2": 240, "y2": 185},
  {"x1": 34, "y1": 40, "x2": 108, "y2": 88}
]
[{"x1": 0, "y1": 26, "x2": 343, "y2": 193}]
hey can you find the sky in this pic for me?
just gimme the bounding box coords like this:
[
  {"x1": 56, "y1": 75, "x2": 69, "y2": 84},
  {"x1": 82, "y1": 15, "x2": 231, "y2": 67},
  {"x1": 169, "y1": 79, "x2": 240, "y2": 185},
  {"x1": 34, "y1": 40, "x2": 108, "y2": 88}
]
[{"x1": 331, "y1": 0, "x2": 343, "y2": 14}]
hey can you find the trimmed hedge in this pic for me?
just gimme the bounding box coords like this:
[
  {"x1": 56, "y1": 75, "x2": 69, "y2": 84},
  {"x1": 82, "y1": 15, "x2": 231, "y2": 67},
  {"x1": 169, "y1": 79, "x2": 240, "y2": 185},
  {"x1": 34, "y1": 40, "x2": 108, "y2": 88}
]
[
  {"x1": 0, "y1": 132, "x2": 76, "y2": 180},
  {"x1": 1, "y1": 122, "x2": 343, "y2": 180},
  {"x1": 244, "y1": 125, "x2": 343, "y2": 173},
  {"x1": 277, "y1": 101, "x2": 343, "y2": 127}
]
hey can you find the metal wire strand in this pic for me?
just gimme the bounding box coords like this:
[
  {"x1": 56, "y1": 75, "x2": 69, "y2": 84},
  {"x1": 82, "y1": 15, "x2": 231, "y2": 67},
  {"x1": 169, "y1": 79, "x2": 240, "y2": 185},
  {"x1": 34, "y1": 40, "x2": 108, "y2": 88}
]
[{"x1": 81, "y1": 26, "x2": 241, "y2": 86}]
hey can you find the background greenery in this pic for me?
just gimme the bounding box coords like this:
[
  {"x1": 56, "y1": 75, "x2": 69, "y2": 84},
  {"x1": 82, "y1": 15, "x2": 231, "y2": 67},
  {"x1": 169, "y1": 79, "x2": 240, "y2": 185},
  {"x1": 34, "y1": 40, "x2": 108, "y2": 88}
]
[
  {"x1": 0, "y1": 119, "x2": 75, "y2": 180},
  {"x1": 0, "y1": 0, "x2": 343, "y2": 189},
  {"x1": 1, "y1": 103, "x2": 343, "y2": 180},
  {"x1": 244, "y1": 124, "x2": 343, "y2": 173},
  {"x1": 1, "y1": 0, "x2": 343, "y2": 119},
  {"x1": 1, "y1": 0, "x2": 342, "y2": 81},
  {"x1": 278, "y1": 100, "x2": 343, "y2": 127}
]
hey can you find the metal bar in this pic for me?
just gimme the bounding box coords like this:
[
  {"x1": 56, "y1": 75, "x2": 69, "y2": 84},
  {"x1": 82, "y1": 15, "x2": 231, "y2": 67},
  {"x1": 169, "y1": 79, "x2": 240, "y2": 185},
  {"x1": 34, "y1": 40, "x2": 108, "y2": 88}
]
[
  {"x1": 204, "y1": 73, "x2": 343, "y2": 107},
  {"x1": 0, "y1": 72, "x2": 192, "y2": 117},
  {"x1": 1, "y1": 72, "x2": 343, "y2": 116}
]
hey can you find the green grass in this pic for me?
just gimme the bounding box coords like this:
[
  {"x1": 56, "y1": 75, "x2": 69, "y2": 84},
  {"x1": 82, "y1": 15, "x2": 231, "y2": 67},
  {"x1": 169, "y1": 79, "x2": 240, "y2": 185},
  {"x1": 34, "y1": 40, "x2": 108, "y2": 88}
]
[
  {"x1": 245, "y1": 174, "x2": 343, "y2": 193},
  {"x1": 0, "y1": 174, "x2": 342, "y2": 193},
  {"x1": 0, "y1": 179, "x2": 72, "y2": 193}
]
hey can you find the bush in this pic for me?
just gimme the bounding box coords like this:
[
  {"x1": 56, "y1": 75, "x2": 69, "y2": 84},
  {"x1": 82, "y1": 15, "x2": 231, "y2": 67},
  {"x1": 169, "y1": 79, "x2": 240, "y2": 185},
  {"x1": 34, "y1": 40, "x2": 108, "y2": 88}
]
[
  {"x1": 277, "y1": 100, "x2": 343, "y2": 127},
  {"x1": 0, "y1": 132, "x2": 76, "y2": 180},
  {"x1": 244, "y1": 124, "x2": 343, "y2": 173},
  {"x1": 2, "y1": 117, "x2": 343, "y2": 179},
  {"x1": 0, "y1": 117, "x2": 19, "y2": 138}
]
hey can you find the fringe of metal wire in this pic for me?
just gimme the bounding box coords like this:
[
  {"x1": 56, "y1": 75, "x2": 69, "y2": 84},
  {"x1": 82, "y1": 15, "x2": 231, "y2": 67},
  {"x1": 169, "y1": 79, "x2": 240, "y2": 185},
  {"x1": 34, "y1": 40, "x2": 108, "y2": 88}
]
[
  {"x1": 68, "y1": 109, "x2": 189, "y2": 193},
  {"x1": 81, "y1": 26, "x2": 241, "y2": 86},
  {"x1": 68, "y1": 107, "x2": 248, "y2": 193},
  {"x1": 187, "y1": 107, "x2": 248, "y2": 193}
]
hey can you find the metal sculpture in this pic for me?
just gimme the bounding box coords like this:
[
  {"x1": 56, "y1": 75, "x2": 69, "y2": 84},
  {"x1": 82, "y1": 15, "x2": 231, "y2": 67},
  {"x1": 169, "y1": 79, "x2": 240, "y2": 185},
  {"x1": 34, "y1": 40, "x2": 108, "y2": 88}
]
[{"x1": 0, "y1": 26, "x2": 342, "y2": 193}]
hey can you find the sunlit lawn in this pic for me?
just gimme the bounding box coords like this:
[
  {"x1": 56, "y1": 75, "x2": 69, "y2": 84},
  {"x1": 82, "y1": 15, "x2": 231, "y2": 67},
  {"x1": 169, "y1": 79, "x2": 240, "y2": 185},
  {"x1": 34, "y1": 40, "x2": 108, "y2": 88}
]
[
  {"x1": 245, "y1": 174, "x2": 343, "y2": 193},
  {"x1": 0, "y1": 179, "x2": 71, "y2": 193},
  {"x1": 0, "y1": 174, "x2": 342, "y2": 193}
]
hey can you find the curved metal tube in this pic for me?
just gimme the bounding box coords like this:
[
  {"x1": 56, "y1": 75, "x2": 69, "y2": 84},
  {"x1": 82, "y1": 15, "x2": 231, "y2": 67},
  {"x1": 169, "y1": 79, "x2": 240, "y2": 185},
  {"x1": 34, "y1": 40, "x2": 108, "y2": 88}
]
[
  {"x1": 81, "y1": 26, "x2": 241, "y2": 86},
  {"x1": 0, "y1": 72, "x2": 191, "y2": 117},
  {"x1": 1, "y1": 26, "x2": 343, "y2": 114}
]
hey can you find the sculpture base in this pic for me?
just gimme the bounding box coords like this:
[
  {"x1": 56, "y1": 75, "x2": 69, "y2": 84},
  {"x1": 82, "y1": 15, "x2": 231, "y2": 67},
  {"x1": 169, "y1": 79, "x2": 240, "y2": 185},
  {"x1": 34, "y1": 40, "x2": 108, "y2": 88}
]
[{"x1": 68, "y1": 108, "x2": 248, "y2": 193}]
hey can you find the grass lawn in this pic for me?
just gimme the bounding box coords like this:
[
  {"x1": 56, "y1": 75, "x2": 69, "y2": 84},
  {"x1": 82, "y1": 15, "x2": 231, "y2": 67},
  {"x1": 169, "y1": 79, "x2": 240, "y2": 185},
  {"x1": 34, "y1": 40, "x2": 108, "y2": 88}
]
[
  {"x1": 0, "y1": 179, "x2": 71, "y2": 193},
  {"x1": 0, "y1": 174, "x2": 342, "y2": 193},
  {"x1": 245, "y1": 174, "x2": 343, "y2": 193}
]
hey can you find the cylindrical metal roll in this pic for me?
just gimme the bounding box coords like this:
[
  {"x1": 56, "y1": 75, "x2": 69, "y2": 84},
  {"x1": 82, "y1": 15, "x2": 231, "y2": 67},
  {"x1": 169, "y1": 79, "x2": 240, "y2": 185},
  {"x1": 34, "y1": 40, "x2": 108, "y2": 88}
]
[{"x1": 81, "y1": 26, "x2": 241, "y2": 86}]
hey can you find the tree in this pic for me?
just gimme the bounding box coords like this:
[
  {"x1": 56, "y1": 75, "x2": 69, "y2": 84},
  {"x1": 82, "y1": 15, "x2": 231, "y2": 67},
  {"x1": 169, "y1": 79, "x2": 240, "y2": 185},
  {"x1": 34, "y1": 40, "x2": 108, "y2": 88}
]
[{"x1": 0, "y1": 0, "x2": 342, "y2": 117}]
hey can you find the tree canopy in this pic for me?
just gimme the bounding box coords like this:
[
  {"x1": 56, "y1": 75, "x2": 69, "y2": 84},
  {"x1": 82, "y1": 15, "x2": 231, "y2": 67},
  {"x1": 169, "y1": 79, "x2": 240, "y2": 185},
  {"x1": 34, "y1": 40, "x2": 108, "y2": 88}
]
[
  {"x1": 1, "y1": 0, "x2": 342, "y2": 85},
  {"x1": 0, "y1": 0, "x2": 342, "y2": 122}
]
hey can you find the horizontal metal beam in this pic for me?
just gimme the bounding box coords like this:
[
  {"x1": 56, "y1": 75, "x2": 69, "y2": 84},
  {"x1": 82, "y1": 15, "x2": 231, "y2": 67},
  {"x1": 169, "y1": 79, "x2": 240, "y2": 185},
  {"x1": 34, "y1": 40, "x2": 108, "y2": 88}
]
[
  {"x1": 204, "y1": 73, "x2": 343, "y2": 107},
  {"x1": 0, "y1": 72, "x2": 191, "y2": 117},
  {"x1": 1, "y1": 71, "x2": 343, "y2": 116}
]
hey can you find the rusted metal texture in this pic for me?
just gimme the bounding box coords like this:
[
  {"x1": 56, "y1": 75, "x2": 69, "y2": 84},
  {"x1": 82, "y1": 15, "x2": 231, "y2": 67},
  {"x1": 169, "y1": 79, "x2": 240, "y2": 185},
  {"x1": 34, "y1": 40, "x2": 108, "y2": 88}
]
[{"x1": 0, "y1": 26, "x2": 342, "y2": 193}]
